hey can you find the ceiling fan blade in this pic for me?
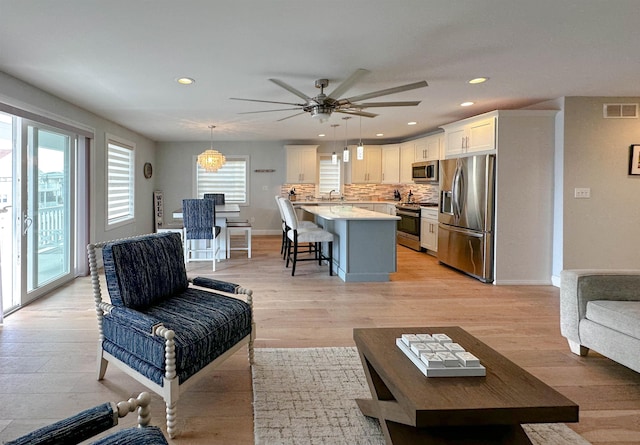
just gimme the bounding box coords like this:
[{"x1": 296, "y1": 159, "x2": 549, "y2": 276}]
[
  {"x1": 342, "y1": 80, "x2": 428, "y2": 103},
  {"x1": 230, "y1": 97, "x2": 305, "y2": 107},
  {"x1": 237, "y1": 108, "x2": 302, "y2": 115},
  {"x1": 327, "y1": 68, "x2": 369, "y2": 100},
  {"x1": 336, "y1": 109, "x2": 378, "y2": 118},
  {"x1": 355, "y1": 101, "x2": 422, "y2": 108},
  {"x1": 276, "y1": 111, "x2": 308, "y2": 122},
  {"x1": 269, "y1": 78, "x2": 312, "y2": 101}
]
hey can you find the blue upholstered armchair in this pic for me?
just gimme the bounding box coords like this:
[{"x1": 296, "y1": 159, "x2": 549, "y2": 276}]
[
  {"x1": 5, "y1": 392, "x2": 168, "y2": 445},
  {"x1": 87, "y1": 232, "x2": 255, "y2": 438}
]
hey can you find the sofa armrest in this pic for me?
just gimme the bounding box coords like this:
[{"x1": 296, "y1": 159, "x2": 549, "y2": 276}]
[{"x1": 560, "y1": 269, "x2": 640, "y2": 343}]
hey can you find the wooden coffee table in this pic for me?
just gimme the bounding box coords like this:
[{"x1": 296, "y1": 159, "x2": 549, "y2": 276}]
[{"x1": 353, "y1": 327, "x2": 579, "y2": 445}]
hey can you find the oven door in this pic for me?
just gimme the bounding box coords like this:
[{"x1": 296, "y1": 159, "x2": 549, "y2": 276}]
[{"x1": 397, "y1": 210, "x2": 420, "y2": 236}]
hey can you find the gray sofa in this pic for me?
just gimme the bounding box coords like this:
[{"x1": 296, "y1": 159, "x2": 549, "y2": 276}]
[{"x1": 560, "y1": 269, "x2": 640, "y2": 373}]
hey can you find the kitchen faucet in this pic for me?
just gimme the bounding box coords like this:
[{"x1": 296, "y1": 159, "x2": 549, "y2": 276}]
[{"x1": 329, "y1": 190, "x2": 337, "y2": 201}]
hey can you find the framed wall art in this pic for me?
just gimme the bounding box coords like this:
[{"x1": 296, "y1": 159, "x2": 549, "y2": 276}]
[{"x1": 630, "y1": 145, "x2": 640, "y2": 175}]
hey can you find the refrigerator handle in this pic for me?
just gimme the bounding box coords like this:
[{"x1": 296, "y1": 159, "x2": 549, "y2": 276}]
[{"x1": 452, "y1": 163, "x2": 462, "y2": 218}]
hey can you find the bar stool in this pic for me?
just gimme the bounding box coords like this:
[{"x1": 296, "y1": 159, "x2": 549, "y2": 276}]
[
  {"x1": 275, "y1": 196, "x2": 318, "y2": 259},
  {"x1": 226, "y1": 221, "x2": 252, "y2": 258},
  {"x1": 280, "y1": 197, "x2": 334, "y2": 276}
]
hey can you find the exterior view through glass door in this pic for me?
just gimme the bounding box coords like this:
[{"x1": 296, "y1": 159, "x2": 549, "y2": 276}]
[
  {"x1": 0, "y1": 112, "x2": 77, "y2": 315},
  {"x1": 25, "y1": 122, "x2": 75, "y2": 298}
]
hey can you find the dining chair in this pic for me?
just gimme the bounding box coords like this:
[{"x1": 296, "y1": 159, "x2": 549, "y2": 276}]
[
  {"x1": 182, "y1": 198, "x2": 221, "y2": 270},
  {"x1": 280, "y1": 197, "x2": 334, "y2": 276}
]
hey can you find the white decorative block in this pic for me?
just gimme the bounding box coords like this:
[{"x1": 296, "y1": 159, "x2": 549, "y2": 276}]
[
  {"x1": 455, "y1": 351, "x2": 481, "y2": 367},
  {"x1": 426, "y1": 343, "x2": 447, "y2": 352},
  {"x1": 432, "y1": 333, "x2": 452, "y2": 344},
  {"x1": 420, "y1": 353, "x2": 445, "y2": 368},
  {"x1": 416, "y1": 334, "x2": 436, "y2": 343},
  {"x1": 411, "y1": 343, "x2": 431, "y2": 356},
  {"x1": 401, "y1": 334, "x2": 421, "y2": 346},
  {"x1": 396, "y1": 334, "x2": 486, "y2": 377},
  {"x1": 444, "y1": 342, "x2": 465, "y2": 352},
  {"x1": 436, "y1": 351, "x2": 459, "y2": 367}
]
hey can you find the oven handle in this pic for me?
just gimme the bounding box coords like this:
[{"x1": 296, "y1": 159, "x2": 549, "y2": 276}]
[{"x1": 396, "y1": 210, "x2": 420, "y2": 217}]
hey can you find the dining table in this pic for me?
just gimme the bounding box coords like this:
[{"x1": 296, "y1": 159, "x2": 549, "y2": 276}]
[{"x1": 172, "y1": 204, "x2": 241, "y2": 259}]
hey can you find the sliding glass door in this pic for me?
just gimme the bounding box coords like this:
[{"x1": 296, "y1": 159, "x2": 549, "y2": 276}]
[
  {"x1": 0, "y1": 112, "x2": 78, "y2": 314},
  {"x1": 23, "y1": 122, "x2": 75, "y2": 298}
]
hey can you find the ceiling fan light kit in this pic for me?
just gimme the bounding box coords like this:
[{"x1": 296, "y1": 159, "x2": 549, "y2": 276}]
[{"x1": 231, "y1": 68, "x2": 428, "y2": 123}]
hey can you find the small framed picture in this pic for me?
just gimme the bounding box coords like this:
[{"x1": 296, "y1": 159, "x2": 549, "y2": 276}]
[{"x1": 630, "y1": 145, "x2": 640, "y2": 175}]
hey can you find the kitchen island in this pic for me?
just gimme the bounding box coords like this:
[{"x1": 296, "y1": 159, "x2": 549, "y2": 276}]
[{"x1": 301, "y1": 205, "x2": 400, "y2": 282}]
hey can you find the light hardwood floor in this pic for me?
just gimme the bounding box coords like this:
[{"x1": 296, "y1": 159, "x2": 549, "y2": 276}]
[{"x1": 1, "y1": 236, "x2": 639, "y2": 444}]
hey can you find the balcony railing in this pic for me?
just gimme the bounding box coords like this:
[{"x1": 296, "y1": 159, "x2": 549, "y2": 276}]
[{"x1": 38, "y1": 205, "x2": 64, "y2": 252}]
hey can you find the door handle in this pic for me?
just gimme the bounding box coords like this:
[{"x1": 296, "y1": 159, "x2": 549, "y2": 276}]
[{"x1": 23, "y1": 211, "x2": 33, "y2": 235}]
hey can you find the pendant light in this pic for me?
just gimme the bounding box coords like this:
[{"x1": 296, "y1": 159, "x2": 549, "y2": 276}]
[
  {"x1": 342, "y1": 116, "x2": 351, "y2": 162},
  {"x1": 197, "y1": 125, "x2": 226, "y2": 172},
  {"x1": 331, "y1": 124, "x2": 339, "y2": 164},
  {"x1": 356, "y1": 116, "x2": 364, "y2": 160}
]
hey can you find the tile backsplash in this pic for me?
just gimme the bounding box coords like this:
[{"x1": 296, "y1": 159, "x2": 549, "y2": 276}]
[{"x1": 281, "y1": 183, "x2": 438, "y2": 204}]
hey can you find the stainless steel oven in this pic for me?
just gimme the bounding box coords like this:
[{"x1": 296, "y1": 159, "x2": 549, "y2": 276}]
[{"x1": 396, "y1": 204, "x2": 421, "y2": 251}]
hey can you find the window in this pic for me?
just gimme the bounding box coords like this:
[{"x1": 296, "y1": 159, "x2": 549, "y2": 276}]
[
  {"x1": 196, "y1": 156, "x2": 249, "y2": 204},
  {"x1": 106, "y1": 136, "x2": 135, "y2": 226},
  {"x1": 317, "y1": 155, "x2": 341, "y2": 196}
]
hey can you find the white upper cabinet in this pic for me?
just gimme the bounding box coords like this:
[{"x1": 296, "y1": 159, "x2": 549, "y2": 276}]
[
  {"x1": 348, "y1": 145, "x2": 382, "y2": 183},
  {"x1": 442, "y1": 116, "x2": 495, "y2": 158},
  {"x1": 381, "y1": 145, "x2": 400, "y2": 184},
  {"x1": 285, "y1": 145, "x2": 318, "y2": 183},
  {"x1": 399, "y1": 142, "x2": 415, "y2": 183},
  {"x1": 415, "y1": 133, "x2": 443, "y2": 161}
]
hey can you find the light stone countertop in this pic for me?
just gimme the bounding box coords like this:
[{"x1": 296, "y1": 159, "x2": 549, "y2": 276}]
[{"x1": 300, "y1": 205, "x2": 400, "y2": 221}]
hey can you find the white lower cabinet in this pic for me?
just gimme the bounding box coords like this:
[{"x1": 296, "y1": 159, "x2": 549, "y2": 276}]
[{"x1": 420, "y1": 207, "x2": 438, "y2": 253}]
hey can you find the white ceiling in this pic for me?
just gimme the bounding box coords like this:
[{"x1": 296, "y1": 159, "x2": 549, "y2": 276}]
[{"x1": 1, "y1": 0, "x2": 639, "y2": 143}]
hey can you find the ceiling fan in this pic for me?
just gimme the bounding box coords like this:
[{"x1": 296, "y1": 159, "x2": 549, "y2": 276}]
[{"x1": 230, "y1": 68, "x2": 428, "y2": 122}]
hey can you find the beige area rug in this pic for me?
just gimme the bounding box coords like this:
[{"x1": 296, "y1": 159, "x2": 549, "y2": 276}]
[{"x1": 252, "y1": 347, "x2": 590, "y2": 445}]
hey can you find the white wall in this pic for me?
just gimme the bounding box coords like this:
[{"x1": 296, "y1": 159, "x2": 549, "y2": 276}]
[
  {"x1": 155, "y1": 140, "x2": 287, "y2": 233},
  {"x1": 562, "y1": 97, "x2": 640, "y2": 269},
  {"x1": 0, "y1": 71, "x2": 157, "y2": 245}
]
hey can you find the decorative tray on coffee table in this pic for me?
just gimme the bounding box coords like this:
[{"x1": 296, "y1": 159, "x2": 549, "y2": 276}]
[{"x1": 396, "y1": 333, "x2": 486, "y2": 377}]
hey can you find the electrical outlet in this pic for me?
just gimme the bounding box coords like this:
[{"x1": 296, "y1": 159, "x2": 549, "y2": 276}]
[
  {"x1": 574, "y1": 187, "x2": 591, "y2": 199},
  {"x1": 262, "y1": 185, "x2": 268, "y2": 191}
]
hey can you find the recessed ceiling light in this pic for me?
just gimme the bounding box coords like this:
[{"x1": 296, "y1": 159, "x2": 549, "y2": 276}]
[
  {"x1": 376, "y1": 133, "x2": 384, "y2": 137},
  {"x1": 407, "y1": 121, "x2": 417, "y2": 126},
  {"x1": 318, "y1": 133, "x2": 326, "y2": 137},
  {"x1": 176, "y1": 77, "x2": 195, "y2": 85},
  {"x1": 468, "y1": 77, "x2": 488, "y2": 84},
  {"x1": 460, "y1": 101, "x2": 474, "y2": 107}
]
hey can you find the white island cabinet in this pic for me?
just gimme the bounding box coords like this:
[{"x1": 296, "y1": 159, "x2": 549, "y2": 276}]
[{"x1": 301, "y1": 205, "x2": 399, "y2": 282}]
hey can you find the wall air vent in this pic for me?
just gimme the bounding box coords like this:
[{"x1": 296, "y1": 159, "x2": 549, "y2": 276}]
[{"x1": 603, "y1": 103, "x2": 638, "y2": 118}]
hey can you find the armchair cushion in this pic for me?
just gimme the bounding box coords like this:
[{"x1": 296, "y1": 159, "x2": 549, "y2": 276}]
[
  {"x1": 102, "y1": 287, "x2": 252, "y2": 385},
  {"x1": 103, "y1": 233, "x2": 189, "y2": 309}
]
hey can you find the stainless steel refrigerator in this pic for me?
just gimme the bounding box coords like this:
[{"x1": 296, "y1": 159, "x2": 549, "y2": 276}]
[{"x1": 438, "y1": 154, "x2": 495, "y2": 283}]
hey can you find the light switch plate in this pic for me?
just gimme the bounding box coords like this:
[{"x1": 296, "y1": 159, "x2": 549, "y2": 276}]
[{"x1": 574, "y1": 187, "x2": 591, "y2": 199}]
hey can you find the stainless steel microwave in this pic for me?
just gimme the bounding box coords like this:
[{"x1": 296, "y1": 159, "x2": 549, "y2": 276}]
[{"x1": 412, "y1": 160, "x2": 439, "y2": 183}]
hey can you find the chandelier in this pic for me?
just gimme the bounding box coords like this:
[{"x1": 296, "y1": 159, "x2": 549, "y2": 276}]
[{"x1": 197, "y1": 125, "x2": 226, "y2": 172}]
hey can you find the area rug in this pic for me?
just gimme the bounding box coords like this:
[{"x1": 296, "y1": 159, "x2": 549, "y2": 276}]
[{"x1": 252, "y1": 347, "x2": 590, "y2": 445}]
